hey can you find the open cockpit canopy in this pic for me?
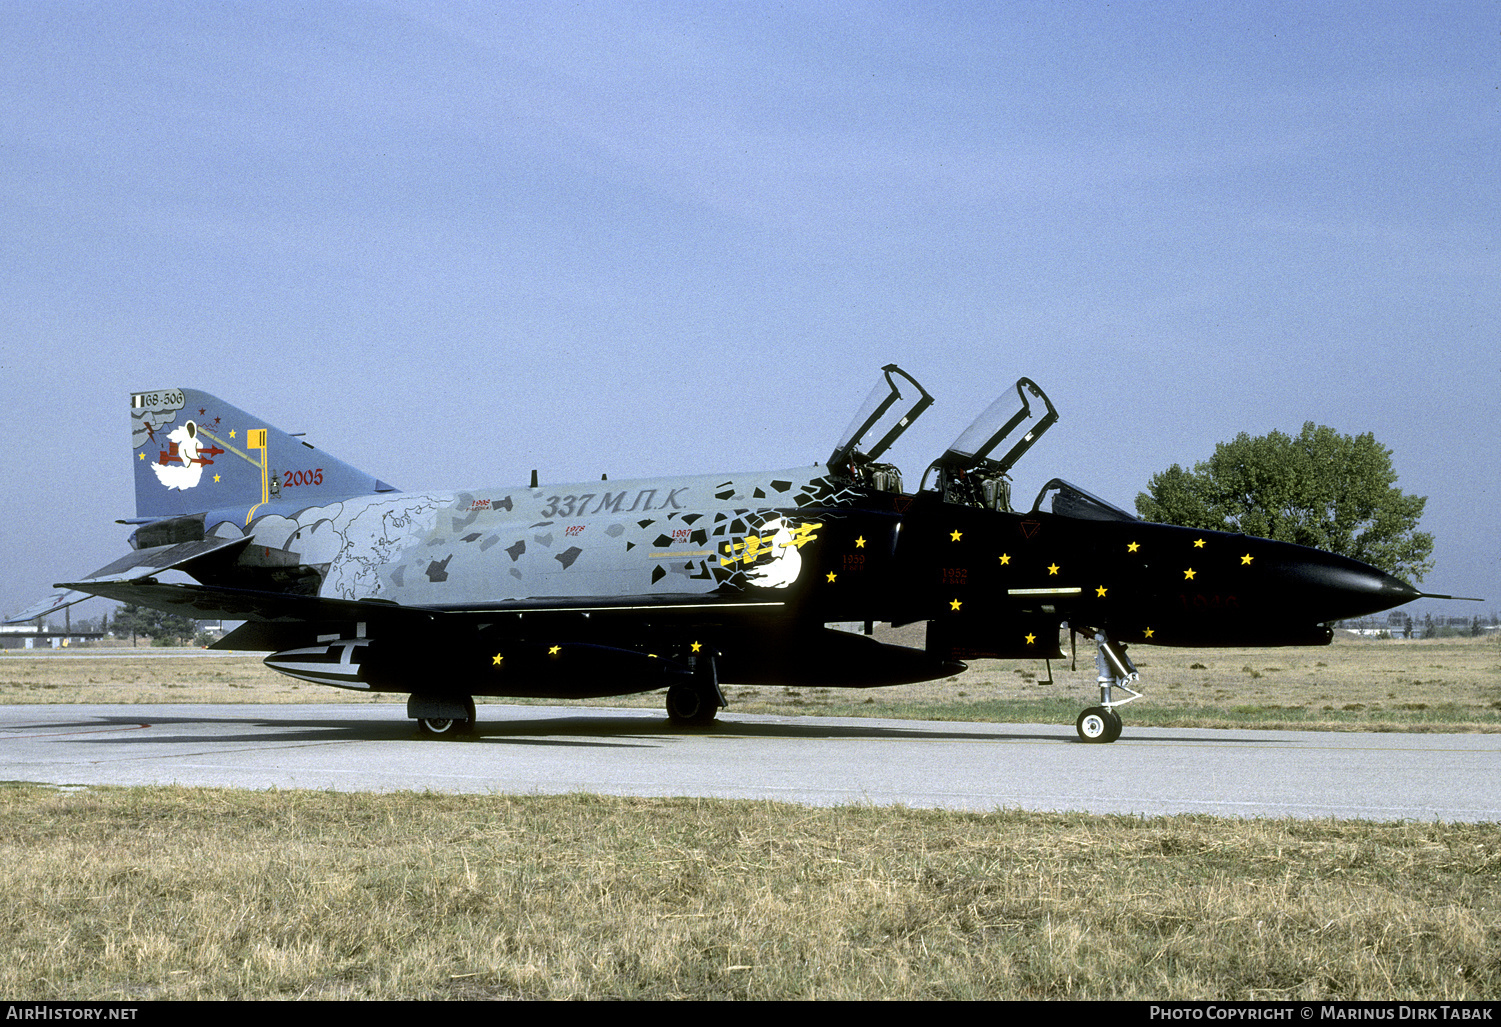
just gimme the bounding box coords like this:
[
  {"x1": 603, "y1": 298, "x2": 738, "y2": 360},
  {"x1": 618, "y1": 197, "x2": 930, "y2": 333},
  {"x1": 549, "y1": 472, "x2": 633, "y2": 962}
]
[
  {"x1": 922, "y1": 377, "x2": 1059, "y2": 512},
  {"x1": 828, "y1": 366, "x2": 1131, "y2": 521},
  {"x1": 826, "y1": 363, "x2": 934, "y2": 491},
  {"x1": 935, "y1": 377, "x2": 1057, "y2": 475}
]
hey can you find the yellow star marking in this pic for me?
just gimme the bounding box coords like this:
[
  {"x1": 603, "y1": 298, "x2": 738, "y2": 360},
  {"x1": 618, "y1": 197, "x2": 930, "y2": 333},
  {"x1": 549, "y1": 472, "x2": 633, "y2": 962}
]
[
  {"x1": 548, "y1": 645, "x2": 561, "y2": 655},
  {"x1": 998, "y1": 553, "x2": 1011, "y2": 565},
  {"x1": 691, "y1": 641, "x2": 702, "y2": 653},
  {"x1": 826, "y1": 572, "x2": 837, "y2": 583},
  {"x1": 1096, "y1": 586, "x2": 1108, "y2": 597},
  {"x1": 492, "y1": 654, "x2": 504, "y2": 665},
  {"x1": 1184, "y1": 568, "x2": 1196, "y2": 580},
  {"x1": 1193, "y1": 538, "x2": 1206, "y2": 549},
  {"x1": 1144, "y1": 627, "x2": 1155, "y2": 639},
  {"x1": 1241, "y1": 554, "x2": 1253, "y2": 565},
  {"x1": 1127, "y1": 541, "x2": 1140, "y2": 553},
  {"x1": 229, "y1": 429, "x2": 236, "y2": 439},
  {"x1": 138, "y1": 452, "x2": 144, "y2": 460},
  {"x1": 950, "y1": 530, "x2": 963, "y2": 542},
  {"x1": 949, "y1": 599, "x2": 962, "y2": 611},
  {"x1": 854, "y1": 536, "x2": 866, "y2": 548},
  {"x1": 1024, "y1": 633, "x2": 1036, "y2": 645},
  {"x1": 1047, "y1": 563, "x2": 1060, "y2": 576},
  {"x1": 213, "y1": 474, "x2": 221, "y2": 483}
]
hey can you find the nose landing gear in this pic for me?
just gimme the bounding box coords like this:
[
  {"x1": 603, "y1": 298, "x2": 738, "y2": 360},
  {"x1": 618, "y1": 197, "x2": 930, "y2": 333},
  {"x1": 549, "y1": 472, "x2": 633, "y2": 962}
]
[{"x1": 1075, "y1": 631, "x2": 1140, "y2": 744}]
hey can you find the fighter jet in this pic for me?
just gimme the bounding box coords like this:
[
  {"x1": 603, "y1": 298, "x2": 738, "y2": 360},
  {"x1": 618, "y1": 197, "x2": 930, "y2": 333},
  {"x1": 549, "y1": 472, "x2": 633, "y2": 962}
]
[{"x1": 8, "y1": 369, "x2": 1453, "y2": 742}]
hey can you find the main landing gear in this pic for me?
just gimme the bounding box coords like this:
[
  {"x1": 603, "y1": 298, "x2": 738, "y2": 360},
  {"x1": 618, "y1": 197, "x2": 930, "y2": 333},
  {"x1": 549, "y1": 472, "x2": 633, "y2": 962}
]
[
  {"x1": 666, "y1": 652, "x2": 725, "y2": 728},
  {"x1": 1075, "y1": 631, "x2": 1141, "y2": 744},
  {"x1": 409, "y1": 694, "x2": 477, "y2": 738}
]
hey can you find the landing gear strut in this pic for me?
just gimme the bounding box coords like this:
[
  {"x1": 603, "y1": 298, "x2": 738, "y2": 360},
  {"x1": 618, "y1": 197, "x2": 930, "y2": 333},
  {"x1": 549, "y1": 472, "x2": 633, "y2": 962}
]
[
  {"x1": 666, "y1": 652, "x2": 724, "y2": 727},
  {"x1": 1075, "y1": 631, "x2": 1140, "y2": 744}
]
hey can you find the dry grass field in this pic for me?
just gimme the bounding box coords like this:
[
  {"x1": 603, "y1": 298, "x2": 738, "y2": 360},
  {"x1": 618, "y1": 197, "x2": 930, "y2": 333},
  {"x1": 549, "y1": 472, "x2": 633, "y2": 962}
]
[
  {"x1": 3, "y1": 632, "x2": 1496, "y2": 1000},
  {"x1": 2, "y1": 786, "x2": 1497, "y2": 1000},
  {"x1": 3, "y1": 631, "x2": 1497, "y2": 732}
]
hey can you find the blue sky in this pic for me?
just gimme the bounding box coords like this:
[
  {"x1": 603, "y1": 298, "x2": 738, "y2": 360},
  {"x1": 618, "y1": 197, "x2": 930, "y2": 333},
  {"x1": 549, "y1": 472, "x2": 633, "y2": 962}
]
[{"x1": 1, "y1": 1, "x2": 1495, "y2": 624}]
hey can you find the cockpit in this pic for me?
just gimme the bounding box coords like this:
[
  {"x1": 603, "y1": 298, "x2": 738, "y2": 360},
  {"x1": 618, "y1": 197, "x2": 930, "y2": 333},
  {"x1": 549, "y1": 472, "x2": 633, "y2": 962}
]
[
  {"x1": 827, "y1": 363, "x2": 1138, "y2": 521},
  {"x1": 826, "y1": 364, "x2": 932, "y2": 496}
]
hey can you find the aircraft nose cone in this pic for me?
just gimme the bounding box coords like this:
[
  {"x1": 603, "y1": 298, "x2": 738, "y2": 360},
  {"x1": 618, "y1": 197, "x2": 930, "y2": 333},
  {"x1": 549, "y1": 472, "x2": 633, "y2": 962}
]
[{"x1": 1283, "y1": 552, "x2": 1421, "y2": 621}]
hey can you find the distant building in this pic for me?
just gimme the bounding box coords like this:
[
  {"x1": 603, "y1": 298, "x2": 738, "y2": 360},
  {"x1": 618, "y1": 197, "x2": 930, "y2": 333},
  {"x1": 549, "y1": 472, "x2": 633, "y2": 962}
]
[{"x1": 0, "y1": 624, "x2": 105, "y2": 649}]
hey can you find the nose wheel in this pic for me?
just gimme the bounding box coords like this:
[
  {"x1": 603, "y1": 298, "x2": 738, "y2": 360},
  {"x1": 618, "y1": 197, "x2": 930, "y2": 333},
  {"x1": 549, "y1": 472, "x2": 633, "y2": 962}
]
[{"x1": 1076, "y1": 706, "x2": 1123, "y2": 743}]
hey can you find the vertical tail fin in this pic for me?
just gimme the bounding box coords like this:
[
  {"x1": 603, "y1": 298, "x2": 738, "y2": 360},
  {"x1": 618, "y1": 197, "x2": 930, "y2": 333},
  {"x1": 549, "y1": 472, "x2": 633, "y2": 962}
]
[{"x1": 131, "y1": 388, "x2": 396, "y2": 522}]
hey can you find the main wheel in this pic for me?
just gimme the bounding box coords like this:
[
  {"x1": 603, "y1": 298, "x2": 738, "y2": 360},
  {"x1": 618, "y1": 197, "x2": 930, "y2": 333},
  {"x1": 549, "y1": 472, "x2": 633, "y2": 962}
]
[
  {"x1": 418, "y1": 716, "x2": 461, "y2": 737},
  {"x1": 1076, "y1": 706, "x2": 1118, "y2": 743},
  {"x1": 666, "y1": 682, "x2": 717, "y2": 727},
  {"x1": 417, "y1": 698, "x2": 476, "y2": 738}
]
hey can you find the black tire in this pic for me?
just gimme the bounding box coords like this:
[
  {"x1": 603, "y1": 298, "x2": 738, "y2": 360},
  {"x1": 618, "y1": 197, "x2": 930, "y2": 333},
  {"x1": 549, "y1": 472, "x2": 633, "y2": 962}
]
[
  {"x1": 1076, "y1": 706, "x2": 1116, "y2": 743},
  {"x1": 666, "y1": 682, "x2": 717, "y2": 727},
  {"x1": 1103, "y1": 709, "x2": 1123, "y2": 743}
]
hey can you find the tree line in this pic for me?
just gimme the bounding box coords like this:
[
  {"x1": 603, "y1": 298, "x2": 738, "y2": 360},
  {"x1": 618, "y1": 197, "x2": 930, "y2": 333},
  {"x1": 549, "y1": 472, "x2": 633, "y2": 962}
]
[{"x1": 27, "y1": 605, "x2": 207, "y2": 646}]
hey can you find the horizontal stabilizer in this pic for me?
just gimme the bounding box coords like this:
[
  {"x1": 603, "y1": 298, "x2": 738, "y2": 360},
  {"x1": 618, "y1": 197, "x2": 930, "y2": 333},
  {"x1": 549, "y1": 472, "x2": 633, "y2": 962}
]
[
  {"x1": 55, "y1": 579, "x2": 435, "y2": 637},
  {"x1": 6, "y1": 537, "x2": 253, "y2": 625},
  {"x1": 4, "y1": 588, "x2": 91, "y2": 625},
  {"x1": 59, "y1": 536, "x2": 253, "y2": 587}
]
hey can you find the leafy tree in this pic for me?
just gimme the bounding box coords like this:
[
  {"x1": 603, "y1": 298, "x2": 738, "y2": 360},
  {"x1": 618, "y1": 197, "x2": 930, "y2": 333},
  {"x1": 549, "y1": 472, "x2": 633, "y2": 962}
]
[
  {"x1": 1136, "y1": 422, "x2": 1433, "y2": 583},
  {"x1": 113, "y1": 603, "x2": 199, "y2": 645}
]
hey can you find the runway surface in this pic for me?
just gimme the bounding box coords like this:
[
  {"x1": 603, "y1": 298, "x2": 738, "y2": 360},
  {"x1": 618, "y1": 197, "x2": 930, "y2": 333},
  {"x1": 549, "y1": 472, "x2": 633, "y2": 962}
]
[
  {"x1": 1, "y1": 703, "x2": 1496, "y2": 821},
  {"x1": 0, "y1": 647, "x2": 242, "y2": 658}
]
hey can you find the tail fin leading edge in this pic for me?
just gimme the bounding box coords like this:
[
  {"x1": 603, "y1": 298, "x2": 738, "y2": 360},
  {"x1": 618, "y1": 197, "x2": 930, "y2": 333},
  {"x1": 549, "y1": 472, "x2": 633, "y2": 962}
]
[{"x1": 130, "y1": 388, "x2": 395, "y2": 522}]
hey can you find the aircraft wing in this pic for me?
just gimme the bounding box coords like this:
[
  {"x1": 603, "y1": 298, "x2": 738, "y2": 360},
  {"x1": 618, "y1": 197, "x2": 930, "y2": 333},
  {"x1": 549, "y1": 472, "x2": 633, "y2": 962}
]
[
  {"x1": 5, "y1": 536, "x2": 253, "y2": 626},
  {"x1": 53, "y1": 574, "x2": 790, "y2": 651},
  {"x1": 429, "y1": 595, "x2": 788, "y2": 615}
]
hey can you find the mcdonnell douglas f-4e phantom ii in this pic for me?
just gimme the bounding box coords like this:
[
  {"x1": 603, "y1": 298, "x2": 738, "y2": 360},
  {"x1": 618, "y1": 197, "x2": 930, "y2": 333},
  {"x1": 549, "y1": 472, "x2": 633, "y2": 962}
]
[{"x1": 9, "y1": 367, "x2": 1456, "y2": 742}]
